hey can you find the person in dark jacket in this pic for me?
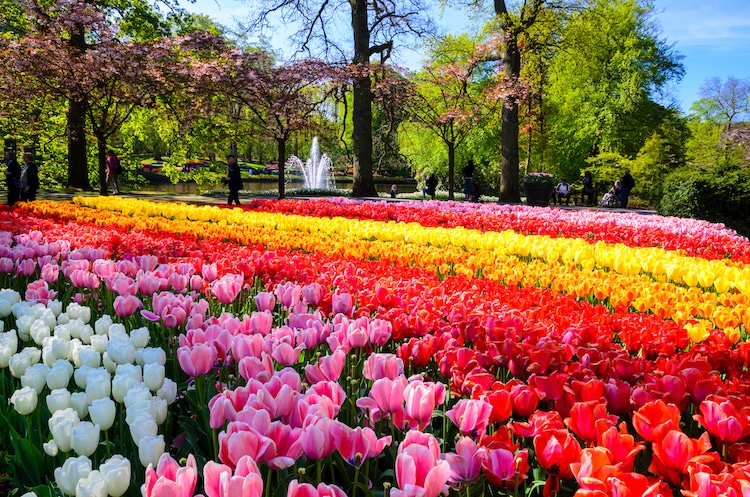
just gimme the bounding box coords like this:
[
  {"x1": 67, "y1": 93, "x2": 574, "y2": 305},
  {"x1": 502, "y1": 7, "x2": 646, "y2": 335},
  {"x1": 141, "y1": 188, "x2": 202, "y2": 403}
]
[
  {"x1": 4, "y1": 151, "x2": 21, "y2": 206},
  {"x1": 223, "y1": 154, "x2": 242, "y2": 206},
  {"x1": 620, "y1": 168, "x2": 635, "y2": 208},
  {"x1": 582, "y1": 170, "x2": 595, "y2": 207},
  {"x1": 425, "y1": 174, "x2": 438, "y2": 200},
  {"x1": 19, "y1": 151, "x2": 39, "y2": 202},
  {"x1": 462, "y1": 159, "x2": 475, "y2": 199}
]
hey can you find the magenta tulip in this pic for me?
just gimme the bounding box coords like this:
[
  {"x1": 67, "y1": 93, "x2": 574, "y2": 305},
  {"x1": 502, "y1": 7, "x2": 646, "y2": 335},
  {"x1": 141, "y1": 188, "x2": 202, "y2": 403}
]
[
  {"x1": 177, "y1": 344, "x2": 217, "y2": 377},
  {"x1": 287, "y1": 481, "x2": 347, "y2": 497},
  {"x1": 113, "y1": 295, "x2": 143, "y2": 317},
  {"x1": 142, "y1": 453, "x2": 197, "y2": 497}
]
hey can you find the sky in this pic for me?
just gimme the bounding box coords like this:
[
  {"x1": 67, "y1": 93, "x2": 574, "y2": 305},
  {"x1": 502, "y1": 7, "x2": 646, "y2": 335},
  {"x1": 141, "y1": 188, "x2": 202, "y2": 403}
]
[{"x1": 182, "y1": 0, "x2": 750, "y2": 113}]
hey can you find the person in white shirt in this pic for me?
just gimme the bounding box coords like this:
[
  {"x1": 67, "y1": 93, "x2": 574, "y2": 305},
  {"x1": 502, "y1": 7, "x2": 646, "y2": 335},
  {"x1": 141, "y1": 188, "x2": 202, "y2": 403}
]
[{"x1": 555, "y1": 179, "x2": 571, "y2": 205}]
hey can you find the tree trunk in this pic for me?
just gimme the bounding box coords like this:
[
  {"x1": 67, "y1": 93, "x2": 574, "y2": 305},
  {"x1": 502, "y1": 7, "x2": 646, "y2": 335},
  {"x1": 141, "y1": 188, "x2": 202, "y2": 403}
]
[
  {"x1": 96, "y1": 133, "x2": 107, "y2": 195},
  {"x1": 495, "y1": 0, "x2": 521, "y2": 203},
  {"x1": 277, "y1": 137, "x2": 286, "y2": 200},
  {"x1": 447, "y1": 142, "x2": 455, "y2": 200},
  {"x1": 350, "y1": 0, "x2": 378, "y2": 197},
  {"x1": 67, "y1": 31, "x2": 90, "y2": 190}
]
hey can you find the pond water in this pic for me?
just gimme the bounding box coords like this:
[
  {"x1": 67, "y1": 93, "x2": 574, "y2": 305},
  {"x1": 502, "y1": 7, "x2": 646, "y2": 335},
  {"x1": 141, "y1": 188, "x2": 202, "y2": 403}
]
[{"x1": 141, "y1": 179, "x2": 418, "y2": 195}]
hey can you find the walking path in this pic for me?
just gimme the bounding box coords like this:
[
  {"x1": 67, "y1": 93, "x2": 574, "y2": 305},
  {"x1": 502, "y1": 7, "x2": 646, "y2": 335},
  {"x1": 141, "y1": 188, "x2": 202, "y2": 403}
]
[{"x1": 12, "y1": 190, "x2": 658, "y2": 215}]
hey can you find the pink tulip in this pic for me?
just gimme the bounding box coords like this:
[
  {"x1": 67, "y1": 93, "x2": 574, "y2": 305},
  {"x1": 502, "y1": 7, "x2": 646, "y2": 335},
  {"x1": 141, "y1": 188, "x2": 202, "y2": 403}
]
[
  {"x1": 92, "y1": 259, "x2": 117, "y2": 279},
  {"x1": 287, "y1": 481, "x2": 347, "y2": 497},
  {"x1": 142, "y1": 453, "x2": 197, "y2": 497},
  {"x1": 40, "y1": 263, "x2": 59, "y2": 284},
  {"x1": 330, "y1": 422, "x2": 391, "y2": 466},
  {"x1": 177, "y1": 343, "x2": 217, "y2": 377},
  {"x1": 203, "y1": 455, "x2": 263, "y2": 497},
  {"x1": 254, "y1": 292, "x2": 276, "y2": 312},
  {"x1": 137, "y1": 255, "x2": 159, "y2": 272},
  {"x1": 370, "y1": 376, "x2": 408, "y2": 414},
  {"x1": 270, "y1": 342, "x2": 301, "y2": 367},
  {"x1": 363, "y1": 353, "x2": 404, "y2": 381},
  {"x1": 0, "y1": 257, "x2": 13, "y2": 273},
  {"x1": 201, "y1": 263, "x2": 218, "y2": 282},
  {"x1": 25, "y1": 279, "x2": 56, "y2": 304},
  {"x1": 442, "y1": 437, "x2": 487, "y2": 485},
  {"x1": 138, "y1": 274, "x2": 162, "y2": 296},
  {"x1": 212, "y1": 274, "x2": 244, "y2": 304},
  {"x1": 259, "y1": 421, "x2": 303, "y2": 469},
  {"x1": 162, "y1": 305, "x2": 188, "y2": 329},
  {"x1": 331, "y1": 292, "x2": 353, "y2": 316},
  {"x1": 392, "y1": 435, "x2": 450, "y2": 497},
  {"x1": 403, "y1": 379, "x2": 446, "y2": 429},
  {"x1": 308, "y1": 381, "x2": 347, "y2": 416},
  {"x1": 219, "y1": 422, "x2": 274, "y2": 469},
  {"x1": 301, "y1": 416, "x2": 336, "y2": 460},
  {"x1": 238, "y1": 355, "x2": 275, "y2": 383},
  {"x1": 113, "y1": 295, "x2": 143, "y2": 317},
  {"x1": 302, "y1": 283, "x2": 325, "y2": 306},
  {"x1": 275, "y1": 282, "x2": 302, "y2": 308},
  {"x1": 16, "y1": 258, "x2": 37, "y2": 277},
  {"x1": 168, "y1": 273, "x2": 189, "y2": 292},
  {"x1": 694, "y1": 396, "x2": 749, "y2": 443},
  {"x1": 70, "y1": 268, "x2": 99, "y2": 289},
  {"x1": 107, "y1": 274, "x2": 139, "y2": 296},
  {"x1": 117, "y1": 259, "x2": 139, "y2": 277},
  {"x1": 209, "y1": 391, "x2": 239, "y2": 429},
  {"x1": 190, "y1": 274, "x2": 204, "y2": 292},
  {"x1": 447, "y1": 397, "x2": 493, "y2": 436},
  {"x1": 250, "y1": 311, "x2": 273, "y2": 335},
  {"x1": 305, "y1": 348, "x2": 346, "y2": 383},
  {"x1": 368, "y1": 318, "x2": 392, "y2": 346}
]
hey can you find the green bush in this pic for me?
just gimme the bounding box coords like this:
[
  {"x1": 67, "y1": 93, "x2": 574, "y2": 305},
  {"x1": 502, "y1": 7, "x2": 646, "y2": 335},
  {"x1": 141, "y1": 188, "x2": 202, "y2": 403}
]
[{"x1": 659, "y1": 167, "x2": 750, "y2": 236}]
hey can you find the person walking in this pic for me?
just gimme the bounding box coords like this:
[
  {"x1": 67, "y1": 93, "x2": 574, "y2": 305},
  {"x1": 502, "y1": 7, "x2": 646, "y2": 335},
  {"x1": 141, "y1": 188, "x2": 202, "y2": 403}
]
[
  {"x1": 620, "y1": 168, "x2": 635, "y2": 208},
  {"x1": 4, "y1": 151, "x2": 21, "y2": 206},
  {"x1": 19, "y1": 151, "x2": 39, "y2": 201},
  {"x1": 425, "y1": 173, "x2": 438, "y2": 200},
  {"x1": 223, "y1": 154, "x2": 242, "y2": 206},
  {"x1": 462, "y1": 159, "x2": 475, "y2": 200},
  {"x1": 106, "y1": 150, "x2": 121, "y2": 194}
]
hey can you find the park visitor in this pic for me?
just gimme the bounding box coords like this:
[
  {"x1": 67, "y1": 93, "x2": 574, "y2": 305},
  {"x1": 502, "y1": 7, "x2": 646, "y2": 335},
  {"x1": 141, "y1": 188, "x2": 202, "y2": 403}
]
[
  {"x1": 582, "y1": 171, "x2": 595, "y2": 206},
  {"x1": 106, "y1": 150, "x2": 121, "y2": 194},
  {"x1": 19, "y1": 151, "x2": 39, "y2": 201},
  {"x1": 223, "y1": 154, "x2": 242, "y2": 206},
  {"x1": 462, "y1": 159, "x2": 475, "y2": 200},
  {"x1": 620, "y1": 168, "x2": 635, "y2": 208},
  {"x1": 554, "y1": 178, "x2": 571, "y2": 205},
  {"x1": 4, "y1": 151, "x2": 21, "y2": 206}
]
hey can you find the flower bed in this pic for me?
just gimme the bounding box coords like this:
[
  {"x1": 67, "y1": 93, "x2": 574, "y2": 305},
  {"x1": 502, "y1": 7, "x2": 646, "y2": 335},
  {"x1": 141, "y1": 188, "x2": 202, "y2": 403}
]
[{"x1": 1, "y1": 198, "x2": 750, "y2": 497}]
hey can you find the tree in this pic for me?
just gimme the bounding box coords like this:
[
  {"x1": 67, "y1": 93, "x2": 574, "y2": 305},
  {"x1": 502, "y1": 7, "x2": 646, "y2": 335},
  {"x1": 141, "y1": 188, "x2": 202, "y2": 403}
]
[
  {"x1": 695, "y1": 76, "x2": 750, "y2": 131},
  {"x1": 407, "y1": 34, "x2": 504, "y2": 199},
  {"x1": 250, "y1": 0, "x2": 434, "y2": 197},
  {"x1": 217, "y1": 53, "x2": 340, "y2": 199}
]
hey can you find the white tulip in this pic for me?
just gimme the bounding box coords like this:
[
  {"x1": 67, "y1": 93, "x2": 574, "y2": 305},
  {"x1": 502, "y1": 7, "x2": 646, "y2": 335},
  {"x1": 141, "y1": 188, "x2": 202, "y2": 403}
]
[
  {"x1": 38, "y1": 307, "x2": 57, "y2": 331},
  {"x1": 47, "y1": 362, "x2": 73, "y2": 391},
  {"x1": 94, "y1": 315, "x2": 113, "y2": 336},
  {"x1": 29, "y1": 319, "x2": 51, "y2": 345},
  {"x1": 150, "y1": 397, "x2": 168, "y2": 425},
  {"x1": 48, "y1": 407, "x2": 80, "y2": 453},
  {"x1": 54, "y1": 455, "x2": 92, "y2": 496},
  {"x1": 71, "y1": 421, "x2": 100, "y2": 457},
  {"x1": 75, "y1": 469, "x2": 108, "y2": 497},
  {"x1": 78, "y1": 324, "x2": 94, "y2": 345},
  {"x1": 157, "y1": 378, "x2": 177, "y2": 405},
  {"x1": 74, "y1": 365, "x2": 92, "y2": 390},
  {"x1": 108, "y1": 323, "x2": 127, "y2": 338},
  {"x1": 115, "y1": 363, "x2": 142, "y2": 380},
  {"x1": 66, "y1": 303, "x2": 91, "y2": 323},
  {"x1": 143, "y1": 363, "x2": 165, "y2": 392},
  {"x1": 67, "y1": 318, "x2": 85, "y2": 339},
  {"x1": 106, "y1": 337, "x2": 135, "y2": 365},
  {"x1": 129, "y1": 327, "x2": 150, "y2": 349},
  {"x1": 137, "y1": 435, "x2": 165, "y2": 469},
  {"x1": 123, "y1": 382, "x2": 151, "y2": 409},
  {"x1": 99, "y1": 455, "x2": 131, "y2": 497},
  {"x1": 77, "y1": 347, "x2": 101, "y2": 369},
  {"x1": 69, "y1": 391, "x2": 89, "y2": 419},
  {"x1": 47, "y1": 299, "x2": 63, "y2": 316},
  {"x1": 46, "y1": 388, "x2": 72, "y2": 413},
  {"x1": 136, "y1": 347, "x2": 166, "y2": 367},
  {"x1": 90, "y1": 334, "x2": 108, "y2": 354},
  {"x1": 0, "y1": 329, "x2": 18, "y2": 368},
  {"x1": 42, "y1": 336, "x2": 71, "y2": 367},
  {"x1": 8, "y1": 347, "x2": 41, "y2": 378},
  {"x1": 15, "y1": 314, "x2": 34, "y2": 342},
  {"x1": 43, "y1": 439, "x2": 59, "y2": 457},
  {"x1": 57, "y1": 312, "x2": 70, "y2": 325},
  {"x1": 53, "y1": 322, "x2": 71, "y2": 340},
  {"x1": 129, "y1": 415, "x2": 158, "y2": 445},
  {"x1": 89, "y1": 397, "x2": 116, "y2": 431},
  {"x1": 111, "y1": 374, "x2": 138, "y2": 404},
  {"x1": 10, "y1": 386, "x2": 38, "y2": 415},
  {"x1": 85, "y1": 375, "x2": 111, "y2": 405},
  {"x1": 102, "y1": 352, "x2": 117, "y2": 374},
  {"x1": 21, "y1": 362, "x2": 49, "y2": 394}
]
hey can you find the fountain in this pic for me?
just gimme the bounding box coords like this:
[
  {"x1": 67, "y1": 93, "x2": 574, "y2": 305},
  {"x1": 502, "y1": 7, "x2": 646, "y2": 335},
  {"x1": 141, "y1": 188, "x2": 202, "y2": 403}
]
[{"x1": 286, "y1": 137, "x2": 336, "y2": 190}]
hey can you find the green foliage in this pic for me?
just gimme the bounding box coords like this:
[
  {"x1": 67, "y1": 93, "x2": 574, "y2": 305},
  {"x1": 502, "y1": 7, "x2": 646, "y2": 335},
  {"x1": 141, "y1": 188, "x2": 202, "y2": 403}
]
[
  {"x1": 659, "y1": 166, "x2": 750, "y2": 237},
  {"x1": 584, "y1": 152, "x2": 632, "y2": 191}
]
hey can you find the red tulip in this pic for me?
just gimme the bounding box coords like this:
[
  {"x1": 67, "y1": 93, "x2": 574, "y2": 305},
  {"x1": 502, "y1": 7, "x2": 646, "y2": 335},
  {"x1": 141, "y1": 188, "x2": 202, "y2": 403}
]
[
  {"x1": 564, "y1": 401, "x2": 618, "y2": 443},
  {"x1": 596, "y1": 422, "x2": 644, "y2": 472},
  {"x1": 533, "y1": 429, "x2": 582, "y2": 497},
  {"x1": 570, "y1": 447, "x2": 620, "y2": 494},
  {"x1": 648, "y1": 430, "x2": 720, "y2": 487},
  {"x1": 632, "y1": 400, "x2": 681, "y2": 443},
  {"x1": 694, "y1": 396, "x2": 749, "y2": 443}
]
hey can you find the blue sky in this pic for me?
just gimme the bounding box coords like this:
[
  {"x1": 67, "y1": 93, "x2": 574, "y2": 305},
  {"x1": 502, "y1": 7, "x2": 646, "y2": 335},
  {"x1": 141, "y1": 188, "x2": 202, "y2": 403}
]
[{"x1": 183, "y1": 0, "x2": 750, "y2": 113}]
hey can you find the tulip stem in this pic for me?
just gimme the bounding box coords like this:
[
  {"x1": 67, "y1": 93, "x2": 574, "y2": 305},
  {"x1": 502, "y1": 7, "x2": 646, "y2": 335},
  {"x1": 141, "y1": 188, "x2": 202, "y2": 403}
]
[
  {"x1": 265, "y1": 465, "x2": 272, "y2": 497},
  {"x1": 353, "y1": 463, "x2": 360, "y2": 497},
  {"x1": 316, "y1": 459, "x2": 322, "y2": 484}
]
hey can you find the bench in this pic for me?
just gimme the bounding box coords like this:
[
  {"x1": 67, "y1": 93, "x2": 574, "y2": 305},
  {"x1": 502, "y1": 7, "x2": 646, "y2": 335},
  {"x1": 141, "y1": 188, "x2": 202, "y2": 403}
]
[{"x1": 570, "y1": 183, "x2": 599, "y2": 206}]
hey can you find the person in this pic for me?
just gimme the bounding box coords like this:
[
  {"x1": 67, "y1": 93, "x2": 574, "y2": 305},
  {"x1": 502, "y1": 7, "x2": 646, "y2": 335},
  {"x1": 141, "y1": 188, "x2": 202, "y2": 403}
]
[
  {"x1": 620, "y1": 168, "x2": 635, "y2": 208},
  {"x1": 599, "y1": 180, "x2": 621, "y2": 207},
  {"x1": 554, "y1": 178, "x2": 571, "y2": 205},
  {"x1": 582, "y1": 171, "x2": 595, "y2": 207},
  {"x1": 19, "y1": 151, "x2": 39, "y2": 202},
  {"x1": 390, "y1": 184, "x2": 397, "y2": 198},
  {"x1": 106, "y1": 150, "x2": 121, "y2": 194},
  {"x1": 425, "y1": 174, "x2": 438, "y2": 200},
  {"x1": 223, "y1": 154, "x2": 242, "y2": 206},
  {"x1": 462, "y1": 159, "x2": 475, "y2": 200},
  {"x1": 4, "y1": 151, "x2": 21, "y2": 206}
]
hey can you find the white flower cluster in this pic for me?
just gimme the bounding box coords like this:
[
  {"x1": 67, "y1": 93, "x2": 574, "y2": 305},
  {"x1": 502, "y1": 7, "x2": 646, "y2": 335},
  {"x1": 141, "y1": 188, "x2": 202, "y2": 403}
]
[{"x1": 3, "y1": 290, "x2": 178, "y2": 497}]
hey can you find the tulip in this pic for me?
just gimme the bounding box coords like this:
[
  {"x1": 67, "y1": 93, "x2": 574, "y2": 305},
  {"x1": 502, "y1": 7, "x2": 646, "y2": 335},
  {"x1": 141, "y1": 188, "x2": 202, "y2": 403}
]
[
  {"x1": 212, "y1": 274, "x2": 244, "y2": 304},
  {"x1": 144, "y1": 362, "x2": 166, "y2": 392},
  {"x1": 10, "y1": 386, "x2": 38, "y2": 415},
  {"x1": 9, "y1": 346, "x2": 41, "y2": 378},
  {"x1": 138, "y1": 435, "x2": 166, "y2": 469},
  {"x1": 46, "y1": 388, "x2": 72, "y2": 414},
  {"x1": 330, "y1": 422, "x2": 391, "y2": 467},
  {"x1": 89, "y1": 397, "x2": 117, "y2": 431},
  {"x1": 287, "y1": 481, "x2": 347, "y2": 497},
  {"x1": 49, "y1": 407, "x2": 80, "y2": 453},
  {"x1": 648, "y1": 430, "x2": 720, "y2": 487},
  {"x1": 70, "y1": 391, "x2": 90, "y2": 419},
  {"x1": 301, "y1": 417, "x2": 336, "y2": 460},
  {"x1": 99, "y1": 454, "x2": 131, "y2": 497},
  {"x1": 106, "y1": 337, "x2": 136, "y2": 365},
  {"x1": 0, "y1": 329, "x2": 18, "y2": 368},
  {"x1": 482, "y1": 447, "x2": 529, "y2": 488},
  {"x1": 130, "y1": 415, "x2": 159, "y2": 445},
  {"x1": 363, "y1": 353, "x2": 404, "y2": 381},
  {"x1": 142, "y1": 453, "x2": 197, "y2": 497},
  {"x1": 403, "y1": 379, "x2": 446, "y2": 429},
  {"x1": 85, "y1": 374, "x2": 112, "y2": 405},
  {"x1": 76, "y1": 469, "x2": 108, "y2": 497},
  {"x1": 305, "y1": 348, "x2": 346, "y2": 383},
  {"x1": 442, "y1": 437, "x2": 487, "y2": 485},
  {"x1": 130, "y1": 327, "x2": 151, "y2": 349},
  {"x1": 533, "y1": 429, "x2": 582, "y2": 497},
  {"x1": 632, "y1": 400, "x2": 681, "y2": 443},
  {"x1": 254, "y1": 292, "x2": 276, "y2": 312},
  {"x1": 54, "y1": 455, "x2": 92, "y2": 496},
  {"x1": 71, "y1": 420, "x2": 100, "y2": 457},
  {"x1": 331, "y1": 292, "x2": 353, "y2": 316},
  {"x1": 392, "y1": 439, "x2": 451, "y2": 497},
  {"x1": 177, "y1": 343, "x2": 217, "y2": 377},
  {"x1": 44, "y1": 440, "x2": 59, "y2": 457},
  {"x1": 446, "y1": 397, "x2": 493, "y2": 436},
  {"x1": 694, "y1": 396, "x2": 749, "y2": 443},
  {"x1": 21, "y1": 362, "x2": 49, "y2": 394},
  {"x1": 564, "y1": 401, "x2": 618, "y2": 443},
  {"x1": 157, "y1": 378, "x2": 178, "y2": 405}
]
